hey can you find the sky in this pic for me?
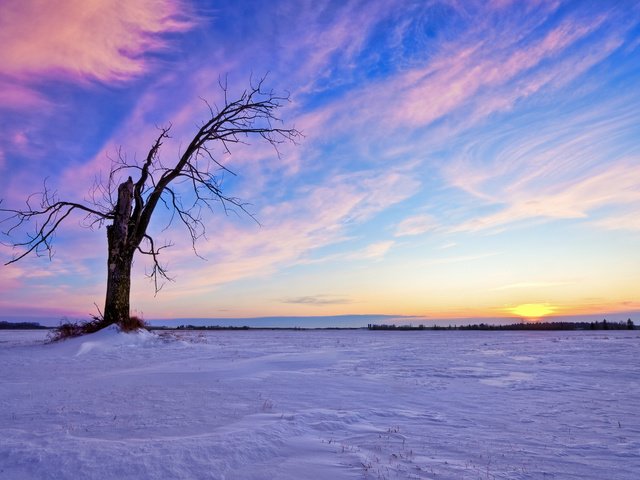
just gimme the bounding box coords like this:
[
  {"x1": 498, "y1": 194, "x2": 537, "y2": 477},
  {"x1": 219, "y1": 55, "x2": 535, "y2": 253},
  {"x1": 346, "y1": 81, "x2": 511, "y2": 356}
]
[{"x1": 1, "y1": 0, "x2": 639, "y2": 325}]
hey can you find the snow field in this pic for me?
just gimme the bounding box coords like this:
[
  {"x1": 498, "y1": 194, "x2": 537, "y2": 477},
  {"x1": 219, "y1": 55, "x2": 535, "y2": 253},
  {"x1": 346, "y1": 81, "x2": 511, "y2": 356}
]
[{"x1": 0, "y1": 328, "x2": 638, "y2": 479}]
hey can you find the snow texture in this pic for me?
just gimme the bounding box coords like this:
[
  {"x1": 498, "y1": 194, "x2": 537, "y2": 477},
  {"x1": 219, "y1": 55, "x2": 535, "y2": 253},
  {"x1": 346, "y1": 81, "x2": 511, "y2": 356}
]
[{"x1": 1, "y1": 328, "x2": 638, "y2": 479}]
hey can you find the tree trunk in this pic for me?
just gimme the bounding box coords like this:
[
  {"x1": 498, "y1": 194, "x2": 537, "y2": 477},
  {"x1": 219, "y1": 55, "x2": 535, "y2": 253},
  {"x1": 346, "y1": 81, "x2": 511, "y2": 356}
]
[{"x1": 104, "y1": 177, "x2": 134, "y2": 326}]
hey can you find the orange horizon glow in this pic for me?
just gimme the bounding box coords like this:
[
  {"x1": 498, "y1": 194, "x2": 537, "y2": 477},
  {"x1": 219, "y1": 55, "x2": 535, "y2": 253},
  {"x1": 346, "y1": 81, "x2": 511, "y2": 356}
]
[{"x1": 508, "y1": 303, "x2": 556, "y2": 319}]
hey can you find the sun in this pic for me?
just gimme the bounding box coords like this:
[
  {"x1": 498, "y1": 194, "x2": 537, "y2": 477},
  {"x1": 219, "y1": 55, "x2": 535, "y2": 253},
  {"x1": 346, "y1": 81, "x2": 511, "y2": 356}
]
[{"x1": 509, "y1": 303, "x2": 555, "y2": 319}]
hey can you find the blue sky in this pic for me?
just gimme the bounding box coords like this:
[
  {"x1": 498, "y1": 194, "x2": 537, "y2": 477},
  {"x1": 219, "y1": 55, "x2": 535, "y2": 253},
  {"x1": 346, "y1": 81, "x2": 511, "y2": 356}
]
[{"x1": 1, "y1": 0, "x2": 639, "y2": 323}]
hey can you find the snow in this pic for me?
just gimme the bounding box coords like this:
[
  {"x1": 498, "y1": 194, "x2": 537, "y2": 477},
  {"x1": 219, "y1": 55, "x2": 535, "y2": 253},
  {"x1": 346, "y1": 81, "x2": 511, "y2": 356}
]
[
  {"x1": 53, "y1": 324, "x2": 159, "y2": 356},
  {"x1": 1, "y1": 328, "x2": 638, "y2": 479}
]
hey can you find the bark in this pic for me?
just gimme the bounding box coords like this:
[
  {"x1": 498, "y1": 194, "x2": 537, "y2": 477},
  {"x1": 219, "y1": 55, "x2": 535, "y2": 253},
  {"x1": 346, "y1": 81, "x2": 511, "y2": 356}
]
[{"x1": 104, "y1": 177, "x2": 134, "y2": 326}]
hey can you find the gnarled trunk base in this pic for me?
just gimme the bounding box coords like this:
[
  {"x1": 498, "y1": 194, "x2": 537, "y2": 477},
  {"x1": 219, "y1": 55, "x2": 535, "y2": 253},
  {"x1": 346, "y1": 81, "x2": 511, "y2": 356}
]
[{"x1": 103, "y1": 252, "x2": 133, "y2": 326}]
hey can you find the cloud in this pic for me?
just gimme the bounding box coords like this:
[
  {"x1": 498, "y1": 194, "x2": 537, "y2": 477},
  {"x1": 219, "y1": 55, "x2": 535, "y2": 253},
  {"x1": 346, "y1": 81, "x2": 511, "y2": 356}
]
[
  {"x1": 59, "y1": 2, "x2": 629, "y2": 305},
  {"x1": 493, "y1": 281, "x2": 572, "y2": 291},
  {"x1": 395, "y1": 215, "x2": 434, "y2": 237},
  {"x1": 262, "y1": 1, "x2": 626, "y2": 196},
  {"x1": 0, "y1": 243, "x2": 105, "y2": 317},
  {"x1": 277, "y1": 0, "x2": 395, "y2": 95},
  {"x1": 145, "y1": 167, "x2": 419, "y2": 296},
  {"x1": 441, "y1": 74, "x2": 640, "y2": 234},
  {"x1": 0, "y1": 81, "x2": 49, "y2": 109},
  {"x1": 280, "y1": 295, "x2": 352, "y2": 306},
  {"x1": 451, "y1": 158, "x2": 640, "y2": 233},
  {"x1": 454, "y1": 34, "x2": 625, "y2": 139},
  {"x1": 334, "y1": 9, "x2": 609, "y2": 134},
  {"x1": 351, "y1": 241, "x2": 395, "y2": 260},
  {"x1": 423, "y1": 252, "x2": 499, "y2": 266},
  {"x1": 592, "y1": 210, "x2": 640, "y2": 231},
  {"x1": 0, "y1": 0, "x2": 192, "y2": 83}
]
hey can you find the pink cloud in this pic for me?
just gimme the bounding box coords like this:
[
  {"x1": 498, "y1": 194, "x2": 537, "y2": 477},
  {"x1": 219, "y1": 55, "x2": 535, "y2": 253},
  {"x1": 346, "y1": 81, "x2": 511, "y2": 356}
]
[
  {"x1": 280, "y1": 1, "x2": 395, "y2": 95},
  {"x1": 451, "y1": 34, "x2": 623, "y2": 135},
  {"x1": 350, "y1": 241, "x2": 395, "y2": 260},
  {"x1": 451, "y1": 160, "x2": 640, "y2": 233},
  {"x1": 274, "y1": 7, "x2": 617, "y2": 160},
  {"x1": 388, "y1": 15, "x2": 606, "y2": 128},
  {"x1": 0, "y1": 246, "x2": 104, "y2": 318},
  {"x1": 395, "y1": 215, "x2": 435, "y2": 237},
  {"x1": 0, "y1": 0, "x2": 192, "y2": 83},
  {"x1": 130, "y1": 167, "x2": 421, "y2": 299},
  {"x1": 593, "y1": 210, "x2": 640, "y2": 231},
  {"x1": 0, "y1": 81, "x2": 49, "y2": 109},
  {"x1": 0, "y1": 302, "x2": 87, "y2": 320}
]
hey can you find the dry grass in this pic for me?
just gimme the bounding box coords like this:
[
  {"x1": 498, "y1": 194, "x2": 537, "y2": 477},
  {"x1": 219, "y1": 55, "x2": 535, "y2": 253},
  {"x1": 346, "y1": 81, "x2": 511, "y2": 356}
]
[
  {"x1": 119, "y1": 315, "x2": 147, "y2": 332},
  {"x1": 48, "y1": 315, "x2": 147, "y2": 342}
]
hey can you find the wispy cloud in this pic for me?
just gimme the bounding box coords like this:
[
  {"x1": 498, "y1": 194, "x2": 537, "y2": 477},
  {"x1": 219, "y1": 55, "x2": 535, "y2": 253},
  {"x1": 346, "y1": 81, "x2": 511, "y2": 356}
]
[
  {"x1": 449, "y1": 145, "x2": 640, "y2": 233},
  {"x1": 280, "y1": 295, "x2": 352, "y2": 306},
  {"x1": 276, "y1": 0, "x2": 395, "y2": 95},
  {"x1": 350, "y1": 241, "x2": 395, "y2": 260},
  {"x1": 0, "y1": 81, "x2": 49, "y2": 109},
  {"x1": 0, "y1": 0, "x2": 192, "y2": 83},
  {"x1": 423, "y1": 252, "x2": 500, "y2": 266},
  {"x1": 395, "y1": 215, "x2": 434, "y2": 237},
  {"x1": 592, "y1": 209, "x2": 640, "y2": 231},
  {"x1": 315, "y1": 5, "x2": 612, "y2": 137},
  {"x1": 145, "y1": 167, "x2": 419, "y2": 296},
  {"x1": 493, "y1": 281, "x2": 572, "y2": 291},
  {"x1": 0, "y1": 0, "x2": 195, "y2": 199}
]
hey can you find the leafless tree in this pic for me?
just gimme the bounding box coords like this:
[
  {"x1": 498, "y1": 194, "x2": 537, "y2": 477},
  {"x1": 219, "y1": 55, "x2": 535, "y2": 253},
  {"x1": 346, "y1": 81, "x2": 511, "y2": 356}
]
[{"x1": 1, "y1": 77, "x2": 300, "y2": 329}]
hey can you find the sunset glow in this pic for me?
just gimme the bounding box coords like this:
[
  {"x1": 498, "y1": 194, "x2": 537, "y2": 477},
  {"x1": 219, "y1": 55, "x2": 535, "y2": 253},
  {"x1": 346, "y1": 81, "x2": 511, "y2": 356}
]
[
  {"x1": 0, "y1": 0, "x2": 639, "y2": 325},
  {"x1": 509, "y1": 304, "x2": 556, "y2": 319}
]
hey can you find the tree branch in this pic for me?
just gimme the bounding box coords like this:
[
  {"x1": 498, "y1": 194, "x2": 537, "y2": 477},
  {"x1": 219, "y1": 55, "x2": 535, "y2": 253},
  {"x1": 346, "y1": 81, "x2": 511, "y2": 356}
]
[
  {"x1": 131, "y1": 77, "x2": 299, "y2": 250},
  {"x1": 1, "y1": 182, "x2": 112, "y2": 265},
  {"x1": 136, "y1": 234, "x2": 173, "y2": 294}
]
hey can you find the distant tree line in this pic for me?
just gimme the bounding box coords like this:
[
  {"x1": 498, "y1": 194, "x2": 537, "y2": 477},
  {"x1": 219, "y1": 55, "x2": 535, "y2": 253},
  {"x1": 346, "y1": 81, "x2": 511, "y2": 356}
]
[
  {"x1": 171, "y1": 325, "x2": 251, "y2": 331},
  {"x1": 368, "y1": 324, "x2": 429, "y2": 330},
  {"x1": 368, "y1": 319, "x2": 635, "y2": 331},
  {"x1": 151, "y1": 325, "x2": 361, "y2": 331},
  {"x1": 0, "y1": 321, "x2": 48, "y2": 330}
]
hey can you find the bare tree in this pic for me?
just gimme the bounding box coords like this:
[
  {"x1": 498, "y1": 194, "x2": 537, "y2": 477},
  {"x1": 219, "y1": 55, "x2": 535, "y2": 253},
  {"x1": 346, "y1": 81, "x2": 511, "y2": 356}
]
[{"x1": 1, "y1": 77, "x2": 300, "y2": 329}]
